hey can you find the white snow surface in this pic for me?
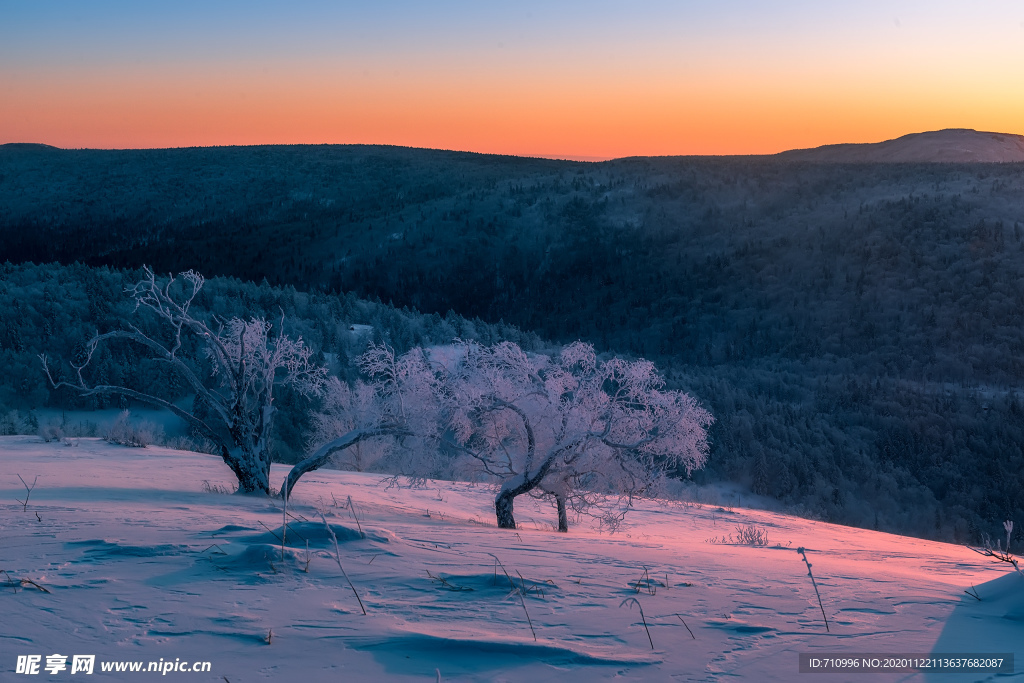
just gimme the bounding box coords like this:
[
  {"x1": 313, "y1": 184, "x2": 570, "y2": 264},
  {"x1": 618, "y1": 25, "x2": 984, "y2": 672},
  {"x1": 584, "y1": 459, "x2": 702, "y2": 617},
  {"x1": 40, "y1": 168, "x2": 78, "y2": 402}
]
[{"x1": 3, "y1": 436, "x2": 1022, "y2": 682}]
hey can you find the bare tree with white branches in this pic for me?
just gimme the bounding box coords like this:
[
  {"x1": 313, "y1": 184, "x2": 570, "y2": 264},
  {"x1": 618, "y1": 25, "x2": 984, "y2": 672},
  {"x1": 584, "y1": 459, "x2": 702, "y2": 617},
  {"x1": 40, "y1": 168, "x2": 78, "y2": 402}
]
[
  {"x1": 41, "y1": 267, "x2": 327, "y2": 494},
  {"x1": 281, "y1": 342, "x2": 440, "y2": 499},
  {"x1": 441, "y1": 340, "x2": 714, "y2": 531},
  {"x1": 310, "y1": 340, "x2": 713, "y2": 531}
]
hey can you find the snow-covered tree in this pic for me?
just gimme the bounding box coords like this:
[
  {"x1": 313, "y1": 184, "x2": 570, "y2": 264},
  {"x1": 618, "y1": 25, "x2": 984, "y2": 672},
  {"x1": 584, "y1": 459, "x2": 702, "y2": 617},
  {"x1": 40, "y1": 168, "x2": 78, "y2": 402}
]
[
  {"x1": 41, "y1": 267, "x2": 327, "y2": 494},
  {"x1": 440, "y1": 340, "x2": 713, "y2": 531},
  {"x1": 280, "y1": 342, "x2": 440, "y2": 499},
  {"x1": 319, "y1": 340, "x2": 712, "y2": 531},
  {"x1": 305, "y1": 379, "x2": 393, "y2": 473}
]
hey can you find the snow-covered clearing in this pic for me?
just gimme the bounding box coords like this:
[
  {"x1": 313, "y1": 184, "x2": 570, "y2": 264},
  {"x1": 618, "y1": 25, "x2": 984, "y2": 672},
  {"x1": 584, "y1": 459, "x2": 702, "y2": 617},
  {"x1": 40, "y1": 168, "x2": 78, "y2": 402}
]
[{"x1": 3, "y1": 436, "x2": 1022, "y2": 681}]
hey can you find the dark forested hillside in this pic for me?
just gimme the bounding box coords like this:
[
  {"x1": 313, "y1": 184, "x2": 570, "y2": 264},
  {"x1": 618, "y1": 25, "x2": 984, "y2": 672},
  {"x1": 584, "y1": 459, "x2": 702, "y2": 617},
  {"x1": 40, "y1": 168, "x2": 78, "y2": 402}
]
[
  {"x1": 0, "y1": 262, "x2": 540, "y2": 463},
  {"x1": 2, "y1": 144, "x2": 1023, "y2": 542}
]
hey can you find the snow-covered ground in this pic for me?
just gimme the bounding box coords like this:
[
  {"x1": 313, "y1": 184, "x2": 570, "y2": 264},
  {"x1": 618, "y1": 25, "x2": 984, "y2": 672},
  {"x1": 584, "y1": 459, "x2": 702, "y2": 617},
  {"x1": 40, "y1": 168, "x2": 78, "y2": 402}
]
[{"x1": 3, "y1": 436, "x2": 1022, "y2": 682}]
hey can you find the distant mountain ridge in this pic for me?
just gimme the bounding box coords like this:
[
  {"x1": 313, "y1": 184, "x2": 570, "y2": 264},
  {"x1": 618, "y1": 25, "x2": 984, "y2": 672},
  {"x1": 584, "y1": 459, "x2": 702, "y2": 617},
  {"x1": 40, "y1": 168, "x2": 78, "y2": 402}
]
[
  {"x1": 775, "y1": 128, "x2": 1024, "y2": 163},
  {"x1": 6, "y1": 130, "x2": 1024, "y2": 163},
  {"x1": 0, "y1": 142, "x2": 59, "y2": 151}
]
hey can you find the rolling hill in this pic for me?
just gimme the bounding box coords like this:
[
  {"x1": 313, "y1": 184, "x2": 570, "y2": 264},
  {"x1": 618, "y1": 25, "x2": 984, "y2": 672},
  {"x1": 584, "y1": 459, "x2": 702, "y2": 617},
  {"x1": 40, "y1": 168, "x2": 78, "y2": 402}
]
[{"x1": 775, "y1": 128, "x2": 1024, "y2": 163}]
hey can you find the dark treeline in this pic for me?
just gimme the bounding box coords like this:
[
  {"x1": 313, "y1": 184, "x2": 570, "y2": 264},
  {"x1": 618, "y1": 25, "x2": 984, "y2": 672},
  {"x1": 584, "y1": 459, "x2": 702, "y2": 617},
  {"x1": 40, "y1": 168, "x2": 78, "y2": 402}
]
[{"x1": 2, "y1": 144, "x2": 1024, "y2": 542}]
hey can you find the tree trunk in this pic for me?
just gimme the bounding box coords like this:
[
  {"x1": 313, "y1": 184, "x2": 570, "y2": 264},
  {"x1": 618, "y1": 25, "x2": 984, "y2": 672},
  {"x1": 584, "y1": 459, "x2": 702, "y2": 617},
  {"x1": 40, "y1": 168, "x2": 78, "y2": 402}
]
[
  {"x1": 493, "y1": 457, "x2": 559, "y2": 530},
  {"x1": 227, "y1": 443, "x2": 271, "y2": 495},
  {"x1": 495, "y1": 489, "x2": 518, "y2": 529},
  {"x1": 233, "y1": 460, "x2": 270, "y2": 494},
  {"x1": 555, "y1": 493, "x2": 568, "y2": 533}
]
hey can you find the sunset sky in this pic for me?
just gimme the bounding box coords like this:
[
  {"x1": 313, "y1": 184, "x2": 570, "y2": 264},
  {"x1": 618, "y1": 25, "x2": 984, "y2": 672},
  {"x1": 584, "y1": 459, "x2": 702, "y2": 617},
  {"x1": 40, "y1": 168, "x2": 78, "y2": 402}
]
[{"x1": 2, "y1": 1, "x2": 1022, "y2": 159}]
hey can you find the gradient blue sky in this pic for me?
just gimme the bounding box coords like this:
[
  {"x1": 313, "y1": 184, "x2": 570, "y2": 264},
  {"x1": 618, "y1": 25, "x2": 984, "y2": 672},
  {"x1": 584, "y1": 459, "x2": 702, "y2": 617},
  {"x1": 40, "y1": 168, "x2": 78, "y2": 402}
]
[{"x1": 2, "y1": 1, "x2": 1022, "y2": 157}]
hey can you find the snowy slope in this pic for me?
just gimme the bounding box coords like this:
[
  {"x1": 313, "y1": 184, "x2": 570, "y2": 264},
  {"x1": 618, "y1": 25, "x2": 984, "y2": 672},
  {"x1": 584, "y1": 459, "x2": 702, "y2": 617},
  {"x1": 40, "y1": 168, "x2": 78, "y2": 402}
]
[{"x1": 2, "y1": 437, "x2": 1022, "y2": 682}]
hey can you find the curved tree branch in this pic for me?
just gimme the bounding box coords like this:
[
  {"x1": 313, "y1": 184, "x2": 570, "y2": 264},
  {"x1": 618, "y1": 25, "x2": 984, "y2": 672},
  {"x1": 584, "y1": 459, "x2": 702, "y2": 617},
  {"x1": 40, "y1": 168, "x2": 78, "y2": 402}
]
[
  {"x1": 282, "y1": 424, "x2": 412, "y2": 499},
  {"x1": 42, "y1": 359, "x2": 225, "y2": 451}
]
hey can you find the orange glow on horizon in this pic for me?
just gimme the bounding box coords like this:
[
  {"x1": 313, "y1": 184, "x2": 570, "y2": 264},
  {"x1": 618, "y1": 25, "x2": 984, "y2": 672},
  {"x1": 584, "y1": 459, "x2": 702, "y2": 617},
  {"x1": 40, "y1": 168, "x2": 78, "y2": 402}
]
[
  {"x1": 3, "y1": 3, "x2": 1023, "y2": 159},
  {"x1": 5, "y1": 65, "x2": 1022, "y2": 159}
]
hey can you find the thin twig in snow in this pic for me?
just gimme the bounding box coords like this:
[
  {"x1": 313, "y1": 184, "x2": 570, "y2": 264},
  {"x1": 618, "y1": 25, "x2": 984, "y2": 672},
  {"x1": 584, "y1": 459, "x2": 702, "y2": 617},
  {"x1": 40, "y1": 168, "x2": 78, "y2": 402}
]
[
  {"x1": 319, "y1": 510, "x2": 366, "y2": 615},
  {"x1": 633, "y1": 565, "x2": 656, "y2": 595},
  {"x1": 200, "y1": 544, "x2": 227, "y2": 555},
  {"x1": 1, "y1": 571, "x2": 51, "y2": 594},
  {"x1": 676, "y1": 614, "x2": 695, "y2": 639},
  {"x1": 967, "y1": 522, "x2": 1022, "y2": 576},
  {"x1": 347, "y1": 495, "x2": 365, "y2": 538},
  {"x1": 258, "y1": 521, "x2": 282, "y2": 543},
  {"x1": 287, "y1": 510, "x2": 310, "y2": 523},
  {"x1": 488, "y1": 553, "x2": 536, "y2": 640},
  {"x1": 513, "y1": 584, "x2": 537, "y2": 640},
  {"x1": 797, "y1": 547, "x2": 829, "y2": 632},
  {"x1": 620, "y1": 597, "x2": 654, "y2": 649},
  {"x1": 16, "y1": 474, "x2": 38, "y2": 512},
  {"x1": 426, "y1": 570, "x2": 473, "y2": 591}
]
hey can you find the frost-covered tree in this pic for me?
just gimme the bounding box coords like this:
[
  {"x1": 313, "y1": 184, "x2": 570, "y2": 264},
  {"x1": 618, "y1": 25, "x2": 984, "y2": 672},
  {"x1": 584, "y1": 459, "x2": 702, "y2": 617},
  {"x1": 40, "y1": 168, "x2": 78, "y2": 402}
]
[
  {"x1": 306, "y1": 379, "x2": 393, "y2": 473},
  {"x1": 441, "y1": 341, "x2": 713, "y2": 531},
  {"x1": 41, "y1": 267, "x2": 327, "y2": 494},
  {"x1": 317, "y1": 340, "x2": 712, "y2": 531},
  {"x1": 280, "y1": 342, "x2": 440, "y2": 499}
]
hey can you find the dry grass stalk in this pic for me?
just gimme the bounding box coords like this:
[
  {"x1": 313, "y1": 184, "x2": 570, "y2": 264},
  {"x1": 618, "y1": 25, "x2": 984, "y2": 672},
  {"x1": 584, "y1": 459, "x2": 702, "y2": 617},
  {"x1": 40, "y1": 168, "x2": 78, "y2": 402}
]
[
  {"x1": 797, "y1": 547, "x2": 829, "y2": 632},
  {"x1": 426, "y1": 570, "x2": 473, "y2": 591},
  {"x1": 282, "y1": 486, "x2": 288, "y2": 562},
  {"x1": 347, "y1": 495, "x2": 365, "y2": 538},
  {"x1": 633, "y1": 565, "x2": 656, "y2": 595},
  {"x1": 319, "y1": 509, "x2": 367, "y2": 615},
  {"x1": 676, "y1": 614, "x2": 695, "y2": 639},
  {"x1": 489, "y1": 553, "x2": 537, "y2": 641},
  {"x1": 201, "y1": 480, "x2": 233, "y2": 494},
  {"x1": 258, "y1": 521, "x2": 282, "y2": 543},
  {"x1": 734, "y1": 523, "x2": 770, "y2": 546},
  {"x1": 967, "y1": 521, "x2": 1022, "y2": 576},
  {"x1": 619, "y1": 597, "x2": 654, "y2": 649},
  {"x1": 2, "y1": 570, "x2": 51, "y2": 594},
  {"x1": 199, "y1": 543, "x2": 227, "y2": 555},
  {"x1": 16, "y1": 474, "x2": 38, "y2": 512}
]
